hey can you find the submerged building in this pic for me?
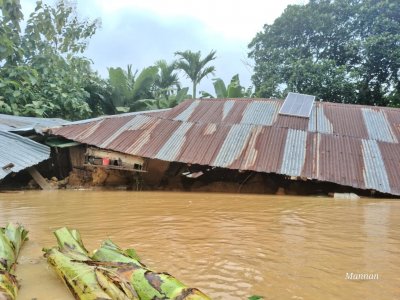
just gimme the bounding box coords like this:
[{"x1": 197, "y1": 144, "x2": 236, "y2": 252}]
[
  {"x1": 49, "y1": 94, "x2": 400, "y2": 197},
  {"x1": 0, "y1": 114, "x2": 68, "y2": 186}
]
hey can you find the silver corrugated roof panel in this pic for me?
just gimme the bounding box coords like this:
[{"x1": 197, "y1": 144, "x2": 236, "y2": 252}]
[
  {"x1": 173, "y1": 100, "x2": 200, "y2": 121},
  {"x1": 212, "y1": 124, "x2": 253, "y2": 168},
  {"x1": 125, "y1": 119, "x2": 162, "y2": 154},
  {"x1": 99, "y1": 115, "x2": 151, "y2": 148},
  {"x1": 64, "y1": 108, "x2": 170, "y2": 126},
  {"x1": 362, "y1": 139, "x2": 391, "y2": 193},
  {"x1": 240, "y1": 126, "x2": 264, "y2": 170},
  {"x1": 222, "y1": 100, "x2": 235, "y2": 120},
  {"x1": 241, "y1": 101, "x2": 280, "y2": 125},
  {"x1": 308, "y1": 105, "x2": 333, "y2": 134},
  {"x1": 0, "y1": 113, "x2": 68, "y2": 133},
  {"x1": 155, "y1": 122, "x2": 193, "y2": 161},
  {"x1": 0, "y1": 131, "x2": 50, "y2": 179},
  {"x1": 362, "y1": 108, "x2": 397, "y2": 143},
  {"x1": 280, "y1": 129, "x2": 308, "y2": 176}
]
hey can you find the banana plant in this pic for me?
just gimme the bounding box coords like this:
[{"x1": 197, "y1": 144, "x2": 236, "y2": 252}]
[
  {"x1": 136, "y1": 87, "x2": 190, "y2": 110},
  {"x1": 200, "y1": 74, "x2": 253, "y2": 98},
  {"x1": 0, "y1": 223, "x2": 29, "y2": 300},
  {"x1": 45, "y1": 227, "x2": 211, "y2": 300},
  {"x1": 107, "y1": 65, "x2": 159, "y2": 113}
]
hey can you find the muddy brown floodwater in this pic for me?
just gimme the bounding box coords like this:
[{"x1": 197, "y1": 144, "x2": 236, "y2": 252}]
[{"x1": 0, "y1": 190, "x2": 399, "y2": 300}]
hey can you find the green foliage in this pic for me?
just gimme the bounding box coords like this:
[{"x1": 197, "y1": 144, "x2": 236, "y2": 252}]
[
  {"x1": 201, "y1": 74, "x2": 253, "y2": 98},
  {"x1": 107, "y1": 59, "x2": 193, "y2": 112},
  {"x1": 248, "y1": 296, "x2": 263, "y2": 300},
  {"x1": 154, "y1": 59, "x2": 180, "y2": 100},
  {"x1": 175, "y1": 49, "x2": 216, "y2": 98},
  {"x1": 248, "y1": 0, "x2": 400, "y2": 106},
  {"x1": 24, "y1": 0, "x2": 97, "y2": 55},
  {"x1": 137, "y1": 87, "x2": 190, "y2": 110},
  {"x1": 131, "y1": 66, "x2": 158, "y2": 101},
  {"x1": 107, "y1": 66, "x2": 132, "y2": 107},
  {"x1": 107, "y1": 65, "x2": 159, "y2": 112},
  {"x1": 83, "y1": 73, "x2": 115, "y2": 117},
  {"x1": 0, "y1": 0, "x2": 101, "y2": 120}
]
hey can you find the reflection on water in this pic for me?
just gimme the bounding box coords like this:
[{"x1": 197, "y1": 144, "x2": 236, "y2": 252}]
[{"x1": 0, "y1": 190, "x2": 399, "y2": 300}]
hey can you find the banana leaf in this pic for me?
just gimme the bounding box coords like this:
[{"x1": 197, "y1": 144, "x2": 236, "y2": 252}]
[
  {"x1": 92, "y1": 240, "x2": 211, "y2": 300},
  {"x1": 0, "y1": 223, "x2": 28, "y2": 300},
  {"x1": 45, "y1": 227, "x2": 135, "y2": 300},
  {"x1": 46, "y1": 228, "x2": 210, "y2": 300},
  {"x1": 0, "y1": 271, "x2": 18, "y2": 300},
  {"x1": 45, "y1": 247, "x2": 128, "y2": 300}
]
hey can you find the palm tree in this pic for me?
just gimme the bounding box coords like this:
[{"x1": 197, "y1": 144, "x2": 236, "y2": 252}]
[
  {"x1": 175, "y1": 50, "x2": 216, "y2": 98},
  {"x1": 154, "y1": 60, "x2": 180, "y2": 100}
]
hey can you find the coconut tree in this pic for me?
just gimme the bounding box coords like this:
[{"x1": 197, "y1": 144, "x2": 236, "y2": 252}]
[{"x1": 175, "y1": 50, "x2": 216, "y2": 98}]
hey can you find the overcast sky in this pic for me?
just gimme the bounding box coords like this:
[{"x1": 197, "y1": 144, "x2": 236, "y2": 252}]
[{"x1": 21, "y1": 0, "x2": 305, "y2": 95}]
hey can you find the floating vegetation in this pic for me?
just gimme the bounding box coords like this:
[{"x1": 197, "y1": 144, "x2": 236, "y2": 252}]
[
  {"x1": 44, "y1": 227, "x2": 210, "y2": 300},
  {"x1": 0, "y1": 223, "x2": 28, "y2": 300}
]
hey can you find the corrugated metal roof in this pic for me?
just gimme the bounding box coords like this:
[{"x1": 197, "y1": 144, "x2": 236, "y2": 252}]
[
  {"x1": 173, "y1": 100, "x2": 200, "y2": 121},
  {"x1": 155, "y1": 122, "x2": 193, "y2": 161},
  {"x1": 241, "y1": 101, "x2": 280, "y2": 125},
  {"x1": 50, "y1": 98, "x2": 400, "y2": 196},
  {"x1": 212, "y1": 124, "x2": 253, "y2": 168},
  {"x1": 0, "y1": 113, "x2": 68, "y2": 133},
  {"x1": 0, "y1": 131, "x2": 50, "y2": 179},
  {"x1": 317, "y1": 134, "x2": 366, "y2": 189},
  {"x1": 223, "y1": 100, "x2": 235, "y2": 120},
  {"x1": 362, "y1": 139, "x2": 391, "y2": 193},
  {"x1": 322, "y1": 103, "x2": 369, "y2": 139},
  {"x1": 63, "y1": 109, "x2": 169, "y2": 126},
  {"x1": 378, "y1": 142, "x2": 400, "y2": 195},
  {"x1": 0, "y1": 114, "x2": 58, "y2": 179},
  {"x1": 362, "y1": 108, "x2": 397, "y2": 143},
  {"x1": 279, "y1": 129, "x2": 308, "y2": 177},
  {"x1": 308, "y1": 105, "x2": 333, "y2": 134}
]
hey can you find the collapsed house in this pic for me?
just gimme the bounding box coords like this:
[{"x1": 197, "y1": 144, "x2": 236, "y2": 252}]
[
  {"x1": 48, "y1": 94, "x2": 400, "y2": 197},
  {"x1": 0, "y1": 114, "x2": 69, "y2": 189}
]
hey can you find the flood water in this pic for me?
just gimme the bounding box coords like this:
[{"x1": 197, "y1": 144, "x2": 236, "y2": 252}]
[{"x1": 0, "y1": 190, "x2": 399, "y2": 300}]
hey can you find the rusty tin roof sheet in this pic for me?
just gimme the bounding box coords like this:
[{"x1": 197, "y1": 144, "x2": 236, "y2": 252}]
[{"x1": 51, "y1": 98, "x2": 400, "y2": 196}]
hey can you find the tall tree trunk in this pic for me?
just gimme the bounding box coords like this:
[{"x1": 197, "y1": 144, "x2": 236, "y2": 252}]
[{"x1": 193, "y1": 81, "x2": 197, "y2": 99}]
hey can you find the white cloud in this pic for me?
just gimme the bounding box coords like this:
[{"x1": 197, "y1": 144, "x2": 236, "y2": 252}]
[
  {"x1": 91, "y1": 0, "x2": 305, "y2": 41},
  {"x1": 20, "y1": 0, "x2": 306, "y2": 94}
]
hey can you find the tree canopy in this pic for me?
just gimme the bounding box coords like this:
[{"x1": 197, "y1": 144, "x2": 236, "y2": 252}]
[
  {"x1": 248, "y1": 0, "x2": 400, "y2": 107},
  {"x1": 0, "y1": 0, "x2": 101, "y2": 120},
  {"x1": 175, "y1": 50, "x2": 216, "y2": 98}
]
